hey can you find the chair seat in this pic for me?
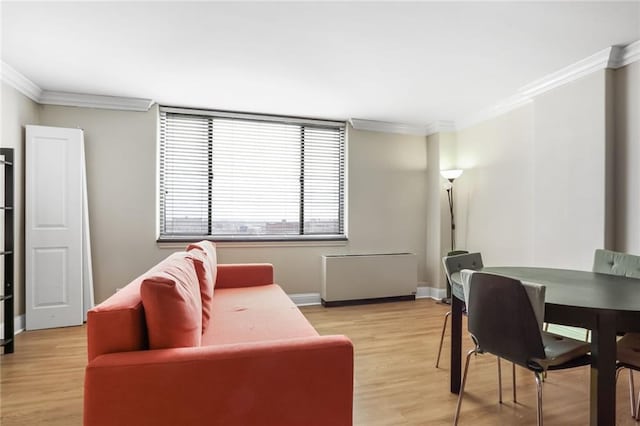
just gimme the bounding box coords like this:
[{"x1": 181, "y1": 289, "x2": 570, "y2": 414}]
[
  {"x1": 618, "y1": 333, "x2": 640, "y2": 368},
  {"x1": 531, "y1": 332, "x2": 591, "y2": 370}
]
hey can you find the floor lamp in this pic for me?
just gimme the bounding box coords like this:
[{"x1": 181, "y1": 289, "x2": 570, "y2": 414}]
[{"x1": 440, "y1": 169, "x2": 463, "y2": 303}]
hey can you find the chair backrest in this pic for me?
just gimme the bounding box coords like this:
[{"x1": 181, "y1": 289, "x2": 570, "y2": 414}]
[
  {"x1": 442, "y1": 253, "x2": 483, "y2": 301},
  {"x1": 460, "y1": 270, "x2": 546, "y2": 329},
  {"x1": 443, "y1": 252, "x2": 483, "y2": 281},
  {"x1": 465, "y1": 272, "x2": 546, "y2": 367},
  {"x1": 593, "y1": 249, "x2": 640, "y2": 279}
]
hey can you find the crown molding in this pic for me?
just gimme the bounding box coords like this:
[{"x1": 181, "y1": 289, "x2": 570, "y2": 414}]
[
  {"x1": 355, "y1": 40, "x2": 640, "y2": 136},
  {"x1": 519, "y1": 46, "x2": 622, "y2": 99},
  {"x1": 1, "y1": 61, "x2": 43, "y2": 102},
  {"x1": 39, "y1": 91, "x2": 154, "y2": 112},
  {"x1": 618, "y1": 39, "x2": 640, "y2": 68},
  {"x1": 349, "y1": 118, "x2": 429, "y2": 136},
  {"x1": 425, "y1": 120, "x2": 456, "y2": 136},
  {"x1": 349, "y1": 118, "x2": 457, "y2": 136},
  {"x1": 1, "y1": 61, "x2": 154, "y2": 111},
  {"x1": 458, "y1": 40, "x2": 639, "y2": 131},
  {"x1": 4, "y1": 39, "x2": 639, "y2": 131}
]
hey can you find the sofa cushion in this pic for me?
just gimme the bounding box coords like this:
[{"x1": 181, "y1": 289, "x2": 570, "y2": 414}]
[
  {"x1": 187, "y1": 248, "x2": 215, "y2": 332},
  {"x1": 187, "y1": 241, "x2": 217, "y2": 332},
  {"x1": 186, "y1": 241, "x2": 217, "y2": 279},
  {"x1": 202, "y1": 284, "x2": 318, "y2": 346},
  {"x1": 141, "y1": 252, "x2": 203, "y2": 349}
]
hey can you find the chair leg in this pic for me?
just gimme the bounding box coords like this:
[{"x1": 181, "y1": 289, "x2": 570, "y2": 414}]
[
  {"x1": 454, "y1": 348, "x2": 477, "y2": 426},
  {"x1": 497, "y1": 356, "x2": 503, "y2": 403},
  {"x1": 512, "y1": 362, "x2": 517, "y2": 403},
  {"x1": 436, "y1": 311, "x2": 451, "y2": 368},
  {"x1": 534, "y1": 371, "x2": 544, "y2": 426},
  {"x1": 585, "y1": 329, "x2": 590, "y2": 342},
  {"x1": 628, "y1": 369, "x2": 636, "y2": 419}
]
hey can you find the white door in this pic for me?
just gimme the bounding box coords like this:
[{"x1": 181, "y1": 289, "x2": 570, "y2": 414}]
[{"x1": 26, "y1": 125, "x2": 83, "y2": 330}]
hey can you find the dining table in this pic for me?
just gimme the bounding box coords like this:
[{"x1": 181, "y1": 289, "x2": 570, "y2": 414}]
[{"x1": 449, "y1": 266, "x2": 640, "y2": 426}]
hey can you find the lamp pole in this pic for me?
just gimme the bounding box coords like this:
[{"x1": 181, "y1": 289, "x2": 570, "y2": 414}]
[
  {"x1": 446, "y1": 181, "x2": 455, "y2": 252},
  {"x1": 440, "y1": 169, "x2": 463, "y2": 305}
]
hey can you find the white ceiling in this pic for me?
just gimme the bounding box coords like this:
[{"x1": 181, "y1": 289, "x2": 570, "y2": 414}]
[{"x1": 2, "y1": 1, "x2": 639, "y2": 126}]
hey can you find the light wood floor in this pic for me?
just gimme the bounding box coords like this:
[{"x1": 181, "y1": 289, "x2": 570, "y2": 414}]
[{"x1": 1, "y1": 298, "x2": 639, "y2": 425}]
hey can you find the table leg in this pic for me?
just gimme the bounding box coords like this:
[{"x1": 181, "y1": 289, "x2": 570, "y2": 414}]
[
  {"x1": 590, "y1": 311, "x2": 617, "y2": 426},
  {"x1": 450, "y1": 293, "x2": 463, "y2": 393}
]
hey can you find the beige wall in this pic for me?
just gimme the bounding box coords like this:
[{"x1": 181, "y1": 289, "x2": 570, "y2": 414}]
[
  {"x1": 438, "y1": 132, "x2": 459, "y2": 259},
  {"x1": 1, "y1": 82, "x2": 41, "y2": 317},
  {"x1": 425, "y1": 133, "x2": 442, "y2": 288},
  {"x1": 424, "y1": 131, "x2": 461, "y2": 290},
  {"x1": 39, "y1": 104, "x2": 163, "y2": 304},
  {"x1": 220, "y1": 127, "x2": 428, "y2": 295},
  {"x1": 38, "y1": 105, "x2": 428, "y2": 303},
  {"x1": 614, "y1": 61, "x2": 640, "y2": 254},
  {"x1": 7, "y1": 61, "x2": 637, "y2": 313}
]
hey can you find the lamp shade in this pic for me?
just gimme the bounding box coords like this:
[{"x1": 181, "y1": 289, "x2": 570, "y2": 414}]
[{"x1": 440, "y1": 169, "x2": 463, "y2": 181}]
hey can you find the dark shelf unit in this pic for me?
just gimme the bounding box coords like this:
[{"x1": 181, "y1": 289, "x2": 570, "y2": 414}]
[{"x1": 1, "y1": 148, "x2": 14, "y2": 354}]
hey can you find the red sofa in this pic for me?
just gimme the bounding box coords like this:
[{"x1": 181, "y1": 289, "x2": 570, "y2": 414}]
[{"x1": 84, "y1": 242, "x2": 354, "y2": 426}]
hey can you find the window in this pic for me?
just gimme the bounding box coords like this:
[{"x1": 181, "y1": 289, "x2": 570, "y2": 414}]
[{"x1": 158, "y1": 107, "x2": 346, "y2": 241}]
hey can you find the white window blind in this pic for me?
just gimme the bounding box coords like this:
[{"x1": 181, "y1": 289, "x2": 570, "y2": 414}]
[{"x1": 159, "y1": 107, "x2": 346, "y2": 241}]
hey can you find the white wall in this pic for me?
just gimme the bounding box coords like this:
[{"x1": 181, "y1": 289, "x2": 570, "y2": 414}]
[
  {"x1": 1, "y1": 82, "x2": 41, "y2": 317},
  {"x1": 455, "y1": 104, "x2": 535, "y2": 266},
  {"x1": 614, "y1": 61, "x2": 640, "y2": 254},
  {"x1": 532, "y1": 70, "x2": 611, "y2": 270},
  {"x1": 38, "y1": 104, "x2": 428, "y2": 303},
  {"x1": 451, "y1": 66, "x2": 638, "y2": 270}
]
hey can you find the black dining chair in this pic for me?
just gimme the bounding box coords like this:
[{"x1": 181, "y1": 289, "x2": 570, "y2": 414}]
[
  {"x1": 453, "y1": 272, "x2": 591, "y2": 426},
  {"x1": 439, "y1": 253, "x2": 516, "y2": 404},
  {"x1": 435, "y1": 251, "x2": 477, "y2": 369},
  {"x1": 593, "y1": 248, "x2": 640, "y2": 418},
  {"x1": 593, "y1": 248, "x2": 640, "y2": 279},
  {"x1": 617, "y1": 333, "x2": 640, "y2": 419}
]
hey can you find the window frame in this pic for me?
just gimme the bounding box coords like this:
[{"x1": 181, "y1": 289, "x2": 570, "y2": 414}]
[{"x1": 157, "y1": 106, "x2": 347, "y2": 243}]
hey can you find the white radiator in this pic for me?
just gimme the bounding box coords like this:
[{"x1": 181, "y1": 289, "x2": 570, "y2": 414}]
[{"x1": 321, "y1": 253, "x2": 417, "y2": 306}]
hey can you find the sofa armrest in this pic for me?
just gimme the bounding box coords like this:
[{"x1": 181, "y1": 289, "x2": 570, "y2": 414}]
[
  {"x1": 215, "y1": 263, "x2": 273, "y2": 288},
  {"x1": 84, "y1": 335, "x2": 353, "y2": 426}
]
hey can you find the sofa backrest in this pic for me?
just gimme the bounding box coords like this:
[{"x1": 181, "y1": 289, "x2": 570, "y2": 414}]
[
  {"x1": 87, "y1": 275, "x2": 147, "y2": 362},
  {"x1": 87, "y1": 242, "x2": 219, "y2": 362}
]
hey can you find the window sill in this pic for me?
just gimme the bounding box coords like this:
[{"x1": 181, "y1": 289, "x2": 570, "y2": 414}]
[{"x1": 157, "y1": 236, "x2": 348, "y2": 249}]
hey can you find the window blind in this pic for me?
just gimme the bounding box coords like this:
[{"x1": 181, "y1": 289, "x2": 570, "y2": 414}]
[{"x1": 159, "y1": 107, "x2": 345, "y2": 241}]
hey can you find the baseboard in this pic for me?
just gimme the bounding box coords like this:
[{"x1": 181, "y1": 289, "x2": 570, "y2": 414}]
[
  {"x1": 416, "y1": 286, "x2": 447, "y2": 300},
  {"x1": 321, "y1": 294, "x2": 415, "y2": 307},
  {"x1": 0, "y1": 314, "x2": 25, "y2": 339},
  {"x1": 289, "y1": 287, "x2": 446, "y2": 306},
  {"x1": 288, "y1": 293, "x2": 322, "y2": 306}
]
